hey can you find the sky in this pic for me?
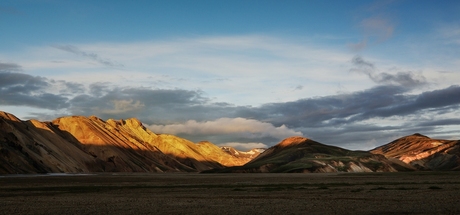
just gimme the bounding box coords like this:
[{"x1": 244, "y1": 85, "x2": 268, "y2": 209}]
[{"x1": 1, "y1": 0, "x2": 460, "y2": 151}]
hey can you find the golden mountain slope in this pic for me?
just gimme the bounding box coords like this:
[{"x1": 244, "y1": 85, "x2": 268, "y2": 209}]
[
  {"x1": 371, "y1": 133, "x2": 460, "y2": 170},
  {"x1": 0, "y1": 111, "x2": 253, "y2": 174}
]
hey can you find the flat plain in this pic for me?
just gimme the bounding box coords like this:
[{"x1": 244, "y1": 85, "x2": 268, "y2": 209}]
[{"x1": 1, "y1": 172, "x2": 459, "y2": 215}]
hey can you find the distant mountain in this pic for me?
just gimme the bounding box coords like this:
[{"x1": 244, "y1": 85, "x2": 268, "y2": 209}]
[
  {"x1": 0, "y1": 111, "x2": 254, "y2": 174},
  {"x1": 371, "y1": 133, "x2": 460, "y2": 171},
  {"x1": 221, "y1": 146, "x2": 264, "y2": 161},
  {"x1": 203, "y1": 136, "x2": 412, "y2": 173}
]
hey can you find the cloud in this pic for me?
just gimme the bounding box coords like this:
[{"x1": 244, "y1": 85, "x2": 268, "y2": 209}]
[
  {"x1": 350, "y1": 0, "x2": 396, "y2": 51},
  {"x1": 2, "y1": 34, "x2": 459, "y2": 150},
  {"x1": 245, "y1": 85, "x2": 409, "y2": 128},
  {"x1": 96, "y1": 99, "x2": 145, "y2": 115},
  {"x1": 148, "y1": 117, "x2": 302, "y2": 140},
  {"x1": 66, "y1": 86, "x2": 212, "y2": 123},
  {"x1": 53, "y1": 45, "x2": 124, "y2": 68},
  {"x1": 54, "y1": 80, "x2": 85, "y2": 94},
  {"x1": 360, "y1": 17, "x2": 394, "y2": 42},
  {"x1": 0, "y1": 62, "x2": 22, "y2": 71},
  {"x1": 1, "y1": 68, "x2": 459, "y2": 150},
  {"x1": 348, "y1": 40, "x2": 368, "y2": 52},
  {"x1": 8, "y1": 35, "x2": 354, "y2": 107},
  {"x1": 350, "y1": 17, "x2": 395, "y2": 51},
  {"x1": 350, "y1": 56, "x2": 427, "y2": 88},
  {"x1": 2, "y1": 62, "x2": 459, "y2": 150},
  {"x1": 241, "y1": 83, "x2": 460, "y2": 135},
  {"x1": 417, "y1": 118, "x2": 460, "y2": 127},
  {"x1": 438, "y1": 24, "x2": 460, "y2": 45},
  {"x1": 0, "y1": 72, "x2": 69, "y2": 109}
]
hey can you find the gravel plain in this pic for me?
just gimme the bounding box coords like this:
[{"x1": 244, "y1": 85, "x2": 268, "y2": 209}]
[{"x1": 1, "y1": 172, "x2": 459, "y2": 215}]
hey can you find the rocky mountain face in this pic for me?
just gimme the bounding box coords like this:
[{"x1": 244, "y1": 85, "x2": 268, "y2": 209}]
[
  {"x1": 203, "y1": 136, "x2": 412, "y2": 173},
  {"x1": 0, "y1": 111, "x2": 258, "y2": 174},
  {"x1": 371, "y1": 133, "x2": 460, "y2": 171}
]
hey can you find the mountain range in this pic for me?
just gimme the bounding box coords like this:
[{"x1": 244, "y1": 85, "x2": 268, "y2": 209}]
[{"x1": 1, "y1": 111, "x2": 459, "y2": 174}]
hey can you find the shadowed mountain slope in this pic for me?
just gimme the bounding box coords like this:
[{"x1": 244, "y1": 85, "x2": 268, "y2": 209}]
[
  {"x1": 203, "y1": 136, "x2": 412, "y2": 173},
  {"x1": 0, "y1": 111, "x2": 254, "y2": 174},
  {"x1": 371, "y1": 133, "x2": 460, "y2": 170}
]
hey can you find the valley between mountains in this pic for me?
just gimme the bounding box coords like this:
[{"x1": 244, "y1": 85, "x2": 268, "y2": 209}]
[{"x1": 1, "y1": 111, "x2": 459, "y2": 174}]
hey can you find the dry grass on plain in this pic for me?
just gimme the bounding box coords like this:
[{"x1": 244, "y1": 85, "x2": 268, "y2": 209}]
[{"x1": 1, "y1": 172, "x2": 459, "y2": 214}]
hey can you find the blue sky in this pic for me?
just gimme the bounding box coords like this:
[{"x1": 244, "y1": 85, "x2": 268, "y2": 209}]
[{"x1": 1, "y1": 0, "x2": 460, "y2": 150}]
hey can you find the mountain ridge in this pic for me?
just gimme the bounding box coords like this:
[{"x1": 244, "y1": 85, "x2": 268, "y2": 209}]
[
  {"x1": 0, "y1": 111, "x2": 260, "y2": 174},
  {"x1": 1, "y1": 110, "x2": 459, "y2": 174},
  {"x1": 371, "y1": 133, "x2": 460, "y2": 170},
  {"x1": 203, "y1": 136, "x2": 413, "y2": 173}
]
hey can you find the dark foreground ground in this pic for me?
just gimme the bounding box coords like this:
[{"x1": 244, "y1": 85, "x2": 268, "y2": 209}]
[{"x1": 1, "y1": 172, "x2": 459, "y2": 215}]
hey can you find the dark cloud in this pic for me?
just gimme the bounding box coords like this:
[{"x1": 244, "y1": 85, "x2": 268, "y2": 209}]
[
  {"x1": 0, "y1": 62, "x2": 22, "y2": 71},
  {"x1": 61, "y1": 81, "x2": 85, "y2": 94},
  {"x1": 244, "y1": 85, "x2": 407, "y2": 128},
  {"x1": 66, "y1": 86, "x2": 221, "y2": 124},
  {"x1": 247, "y1": 85, "x2": 460, "y2": 128},
  {"x1": 216, "y1": 84, "x2": 460, "y2": 148},
  {"x1": 0, "y1": 72, "x2": 49, "y2": 92},
  {"x1": 356, "y1": 85, "x2": 460, "y2": 120},
  {"x1": 89, "y1": 82, "x2": 111, "y2": 97},
  {"x1": 1, "y1": 67, "x2": 459, "y2": 149},
  {"x1": 0, "y1": 72, "x2": 69, "y2": 109},
  {"x1": 48, "y1": 80, "x2": 85, "y2": 95},
  {"x1": 53, "y1": 45, "x2": 124, "y2": 68},
  {"x1": 417, "y1": 118, "x2": 460, "y2": 127},
  {"x1": 351, "y1": 56, "x2": 427, "y2": 88}
]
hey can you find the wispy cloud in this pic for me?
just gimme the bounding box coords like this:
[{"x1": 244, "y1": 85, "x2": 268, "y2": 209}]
[
  {"x1": 350, "y1": 56, "x2": 427, "y2": 88},
  {"x1": 0, "y1": 62, "x2": 22, "y2": 71},
  {"x1": 438, "y1": 24, "x2": 460, "y2": 45},
  {"x1": 350, "y1": 0, "x2": 397, "y2": 51},
  {"x1": 350, "y1": 17, "x2": 395, "y2": 51},
  {"x1": 12, "y1": 36, "x2": 354, "y2": 106},
  {"x1": 53, "y1": 45, "x2": 124, "y2": 68},
  {"x1": 360, "y1": 17, "x2": 394, "y2": 42}
]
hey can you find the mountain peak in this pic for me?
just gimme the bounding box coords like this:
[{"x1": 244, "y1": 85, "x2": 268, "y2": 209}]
[
  {"x1": 277, "y1": 136, "x2": 309, "y2": 147},
  {"x1": 410, "y1": 133, "x2": 429, "y2": 138},
  {"x1": 123, "y1": 118, "x2": 143, "y2": 128},
  {"x1": 0, "y1": 111, "x2": 21, "y2": 122}
]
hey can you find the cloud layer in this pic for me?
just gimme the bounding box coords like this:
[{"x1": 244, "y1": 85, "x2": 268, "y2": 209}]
[
  {"x1": 1, "y1": 34, "x2": 460, "y2": 150},
  {"x1": 2, "y1": 62, "x2": 459, "y2": 150},
  {"x1": 148, "y1": 117, "x2": 302, "y2": 139}
]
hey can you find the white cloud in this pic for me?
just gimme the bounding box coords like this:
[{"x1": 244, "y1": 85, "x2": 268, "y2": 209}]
[
  {"x1": 3, "y1": 35, "x2": 359, "y2": 106},
  {"x1": 148, "y1": 117, "x2": 302, "y2": 140}
]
